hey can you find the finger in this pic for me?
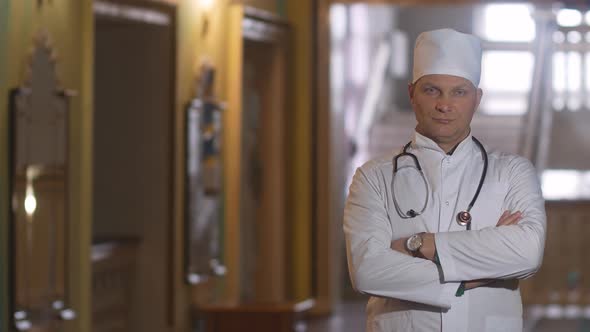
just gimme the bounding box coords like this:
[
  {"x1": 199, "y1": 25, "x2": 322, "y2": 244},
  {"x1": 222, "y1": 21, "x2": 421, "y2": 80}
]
[
  {"x1": 506, "y1": 213, "x2": 523, "y2": 225},
  {"x1": 496, "y1": 211, "x2": 512, "y2": 226},
  {"x1": 496, "y1": 211, "x2": 509, "y2": 226},
  {"x1": 497, "y1": 211, "x2": 521, "y2": 226},
  {"x1": 502, "y1": 211, "x2": 522, "y2": 226},
  {"x1": 500, "y1": 210, "x2": 510, "y2": 220}
]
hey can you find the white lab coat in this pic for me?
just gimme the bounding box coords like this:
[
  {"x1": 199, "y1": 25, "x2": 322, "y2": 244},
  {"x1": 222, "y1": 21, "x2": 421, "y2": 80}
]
[{"x1": 343, "y1": 132, "x2": 546, "y2": 332}]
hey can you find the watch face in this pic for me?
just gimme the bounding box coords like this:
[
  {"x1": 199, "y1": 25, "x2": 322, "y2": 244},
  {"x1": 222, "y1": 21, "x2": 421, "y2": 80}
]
[{"x1": 407, "y1": 234, "x2": 423, "y2": 251}]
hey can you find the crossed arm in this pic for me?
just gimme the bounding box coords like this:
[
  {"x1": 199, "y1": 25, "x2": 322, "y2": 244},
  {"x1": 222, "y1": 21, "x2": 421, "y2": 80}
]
[
  {"x1": 391, "y1": 210, "x2": 523, "y2": 290},
  {"x1": 343, "y1": 158, "x2": 546, "y2": 308}
]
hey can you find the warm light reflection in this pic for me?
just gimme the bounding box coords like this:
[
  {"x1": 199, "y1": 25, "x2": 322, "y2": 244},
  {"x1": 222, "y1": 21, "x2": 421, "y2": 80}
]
[
  {"x1": 199, "y1": 0, "x2": 214, "y2": 10},
  {"x1": 24, "y1": 185, "x2": 37, "y2": 216}
]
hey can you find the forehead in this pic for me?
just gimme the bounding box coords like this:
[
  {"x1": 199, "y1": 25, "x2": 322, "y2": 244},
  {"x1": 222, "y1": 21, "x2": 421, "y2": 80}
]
[{"x1": 415, "y1": 74, "x2": 475, "y2": 89}]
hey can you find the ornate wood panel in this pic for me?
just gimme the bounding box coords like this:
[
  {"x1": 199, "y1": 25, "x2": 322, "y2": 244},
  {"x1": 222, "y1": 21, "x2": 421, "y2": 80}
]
[{"x1": 9, "y1": 31, "x2": 76, "y2": 331}]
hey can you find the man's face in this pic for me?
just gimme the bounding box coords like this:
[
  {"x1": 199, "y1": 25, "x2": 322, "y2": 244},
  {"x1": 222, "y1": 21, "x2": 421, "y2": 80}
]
[{"x1": 408, "y1": 74, "x2": 483, "y2": 151}]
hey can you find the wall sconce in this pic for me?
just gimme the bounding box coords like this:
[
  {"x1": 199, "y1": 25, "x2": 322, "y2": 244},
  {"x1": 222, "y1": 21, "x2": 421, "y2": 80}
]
[{"x1": 199, "y1": 0, "x2": 215, "y2": 37}]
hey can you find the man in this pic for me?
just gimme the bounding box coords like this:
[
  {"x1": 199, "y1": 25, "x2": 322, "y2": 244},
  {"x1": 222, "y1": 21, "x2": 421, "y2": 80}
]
[{"x1": 343, "y1": 28, "x2": 546, "y2": 332}]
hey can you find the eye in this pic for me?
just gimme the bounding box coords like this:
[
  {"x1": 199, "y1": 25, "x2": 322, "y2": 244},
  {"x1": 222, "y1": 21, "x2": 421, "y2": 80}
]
[
  {"x1": 454, "y1": 89, "x2": 467, "y2": 96},
  {"x1": 423, "y1": 87, "x2": 438, "y2": 95}
]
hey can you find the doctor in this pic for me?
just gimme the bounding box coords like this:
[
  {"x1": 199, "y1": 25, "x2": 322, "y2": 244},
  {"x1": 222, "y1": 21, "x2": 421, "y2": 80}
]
[{"x1": 343, "y1": 28, "x2": 546, "y2": 332}]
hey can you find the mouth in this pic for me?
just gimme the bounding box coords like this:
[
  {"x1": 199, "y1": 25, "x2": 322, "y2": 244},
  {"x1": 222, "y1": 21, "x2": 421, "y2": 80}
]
[{"x1": 433, "y1": 118, "x2": 453, "y2": 124}]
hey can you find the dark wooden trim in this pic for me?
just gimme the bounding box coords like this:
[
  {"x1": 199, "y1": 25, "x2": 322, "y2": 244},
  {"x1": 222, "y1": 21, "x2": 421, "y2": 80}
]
[
  {"x1": 7, "y1": 88, "x2": 18, "y2": 331},
  {"x1": 310, "y1": 0, "x2": 319, "y2": 300},
  {"x1": 199, "y1": 299, "x2": 315, "y2": 332},
  {"x1": 313, "y1": 0, "x2": 333, "y2": 314},
  {"x1": 93, "y1": 0, "x2": 175, "y2": 26},
  {"x1": 244, "y1": 6, "x2": 290, "y2": 27},
  {"x1": 166, "y1": 4, "x2": 177, "y2": 326},
  {"x1": 242, "y1": 8, "x2": 291, "y2": 44}
]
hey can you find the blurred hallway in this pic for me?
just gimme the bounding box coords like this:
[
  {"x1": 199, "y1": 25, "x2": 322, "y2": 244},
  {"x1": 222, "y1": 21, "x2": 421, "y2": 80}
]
[{"x1": 2, "y1": 0, "x2": 590, "y2": 331}]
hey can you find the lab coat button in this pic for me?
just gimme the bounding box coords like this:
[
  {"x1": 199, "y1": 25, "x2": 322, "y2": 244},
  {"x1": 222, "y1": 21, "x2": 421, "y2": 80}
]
[{"x1": 445, "y1": 201, "x2": 449, "y2": 206}]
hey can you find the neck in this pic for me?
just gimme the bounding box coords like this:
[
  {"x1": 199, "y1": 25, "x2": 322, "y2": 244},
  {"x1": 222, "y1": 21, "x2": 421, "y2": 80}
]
[
  {"x1": 417, "y1": 130, "x2": 470, "y2": 154},
  {"x1": 438, "y1": 140, "x2": 461, "y2": 154}
]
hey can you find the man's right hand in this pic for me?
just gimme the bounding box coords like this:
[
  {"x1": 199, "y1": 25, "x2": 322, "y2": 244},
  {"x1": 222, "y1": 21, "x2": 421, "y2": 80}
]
[
  {"x1": 496, "y1": 210, "x2": 522, "y2": 227},
  {"x1": 465, "y1": 211, "x2": 523, "y2": 290},
  {"x1": 464, "y1": 279, "x2": 493, "y2": 290}
]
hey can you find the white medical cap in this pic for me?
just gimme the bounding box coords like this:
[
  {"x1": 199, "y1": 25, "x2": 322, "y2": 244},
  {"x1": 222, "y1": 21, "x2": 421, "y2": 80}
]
[{"x1": 412, "y1": 28, "x2": 482, "y2": 87}]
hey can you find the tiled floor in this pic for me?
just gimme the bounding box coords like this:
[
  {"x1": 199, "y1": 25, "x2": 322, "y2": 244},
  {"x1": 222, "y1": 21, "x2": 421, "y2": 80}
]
[
  {"x1": 307, "y1": 302, "x2": 590, "y2": 332},
  {"x1": 308, "y1": 302, "x2": 366, "y2": 332}
]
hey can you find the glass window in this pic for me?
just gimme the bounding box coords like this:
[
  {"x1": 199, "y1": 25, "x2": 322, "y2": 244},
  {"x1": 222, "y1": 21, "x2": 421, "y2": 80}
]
[
  {"x1": 476, "y1": 4, "x2": 536, "y2": 115},
  {"x1": 553, "y1": 52, "x2": 566, "y2": 93},
  {"x1": 479, "y1": 51, "x2": 534, "y2": 115},
  {"x1": 330, "y1": 5, "x2": 348, "y2": 42},
  {"x1": 482, "y1": 4, "x2": 535, "y2": 42},
  {"x1": 542, "y1": 170, "x2": 590, "y2": 200},
  {"x1": 481, "y1": 51, "x2": 534, "y2": 92},
  {"x1": 557, "y1": 8, "x2": 583, "y2": 27}
]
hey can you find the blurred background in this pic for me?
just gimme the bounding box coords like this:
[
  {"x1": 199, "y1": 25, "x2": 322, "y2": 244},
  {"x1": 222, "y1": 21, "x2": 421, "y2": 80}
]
[{"x1": 1, "y1": 0, "x2": 590, "y2": 331}]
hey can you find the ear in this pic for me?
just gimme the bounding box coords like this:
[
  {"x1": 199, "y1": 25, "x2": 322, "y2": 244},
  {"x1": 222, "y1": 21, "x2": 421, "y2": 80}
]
[
  {"x1": 475, "y1": 88, "x2": 483, "y2": 110},
  {"x1": 408, "y1": 83, "x2": 415, "y2": 104}
]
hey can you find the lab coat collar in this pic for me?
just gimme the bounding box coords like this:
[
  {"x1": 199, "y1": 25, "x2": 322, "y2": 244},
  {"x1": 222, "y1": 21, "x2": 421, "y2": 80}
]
[{"x1": 411, "y1": 131, "x2": 474, "y2": 159}]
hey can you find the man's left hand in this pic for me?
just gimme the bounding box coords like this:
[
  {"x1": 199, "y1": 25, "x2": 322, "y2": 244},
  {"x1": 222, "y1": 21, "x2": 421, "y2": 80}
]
[
  {"x1": 391, "y1": 237, "x2": 412, "y2": 256},
  {"x1": 418, "y1": 233, "x2": 436, "y2": 261}
]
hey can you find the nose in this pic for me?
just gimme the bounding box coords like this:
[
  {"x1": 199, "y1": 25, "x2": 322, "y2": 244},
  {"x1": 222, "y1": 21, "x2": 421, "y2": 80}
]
[{"x1": 435, "y1": 97, "x2": 452, "y2": 113}]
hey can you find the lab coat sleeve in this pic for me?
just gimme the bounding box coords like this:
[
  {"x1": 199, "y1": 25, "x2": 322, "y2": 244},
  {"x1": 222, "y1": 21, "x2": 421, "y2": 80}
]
[
  {"x1": 344, "y1": 164, "x2": 459, "y2": 309},
  {"x1": 435, "y1": 157, "x2": 546, "y2": 282}
]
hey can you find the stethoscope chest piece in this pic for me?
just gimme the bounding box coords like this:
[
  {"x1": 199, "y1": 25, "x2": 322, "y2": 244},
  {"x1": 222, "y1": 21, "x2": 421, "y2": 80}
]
[{"x1": 456, "y1": 211, "x2": 472, "y2": 227}]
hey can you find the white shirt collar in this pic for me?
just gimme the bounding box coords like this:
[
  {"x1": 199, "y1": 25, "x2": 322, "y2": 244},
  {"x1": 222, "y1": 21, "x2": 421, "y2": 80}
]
[{"x1": 411, "y1": 131, "x2": 474, "y2": 158}]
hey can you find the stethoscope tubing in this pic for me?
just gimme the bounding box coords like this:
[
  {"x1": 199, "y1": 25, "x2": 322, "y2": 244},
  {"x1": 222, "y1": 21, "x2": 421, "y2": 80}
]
[
  {"x1": 391, "y1": 164, "x2": 429, "y2": 219},
  {"x1": 391, "y1": 137, "x2": 488, "y2": 229}
]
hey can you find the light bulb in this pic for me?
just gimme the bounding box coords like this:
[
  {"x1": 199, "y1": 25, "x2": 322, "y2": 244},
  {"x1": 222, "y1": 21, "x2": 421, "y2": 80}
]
[{"x1": 24, "y1": 186, "x2": 37, "y2": 216}]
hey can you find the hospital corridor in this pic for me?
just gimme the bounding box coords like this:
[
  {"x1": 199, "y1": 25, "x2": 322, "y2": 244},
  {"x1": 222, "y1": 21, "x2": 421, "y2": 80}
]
[{"x1": 1, "y1": 0, "x2": 590, "y2": 331}]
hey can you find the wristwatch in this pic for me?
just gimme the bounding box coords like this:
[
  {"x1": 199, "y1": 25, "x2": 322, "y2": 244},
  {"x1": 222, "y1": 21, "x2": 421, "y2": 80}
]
[{"x1": 406, "y1": 233, "x2": 424, "y2": 254}]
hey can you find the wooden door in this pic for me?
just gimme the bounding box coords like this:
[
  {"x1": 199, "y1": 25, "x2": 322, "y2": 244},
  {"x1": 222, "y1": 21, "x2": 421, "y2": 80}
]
[
  {"x1": 239, "y1": 9, "x2": 289, "y2": 303},
  {"x1": 93, "y1": 1, "x2": 176, "y2": 331}
]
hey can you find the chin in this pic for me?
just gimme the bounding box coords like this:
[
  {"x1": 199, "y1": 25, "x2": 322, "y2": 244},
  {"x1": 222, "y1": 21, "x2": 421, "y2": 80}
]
[{"x1": 431, "y1": 128, "x2": 457, "y2": 138}]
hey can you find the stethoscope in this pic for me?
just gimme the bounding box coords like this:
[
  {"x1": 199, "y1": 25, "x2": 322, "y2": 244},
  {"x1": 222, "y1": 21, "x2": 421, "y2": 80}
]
[{"x1": 391, "y1": 137, "x2": 488, "y2": 230}]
